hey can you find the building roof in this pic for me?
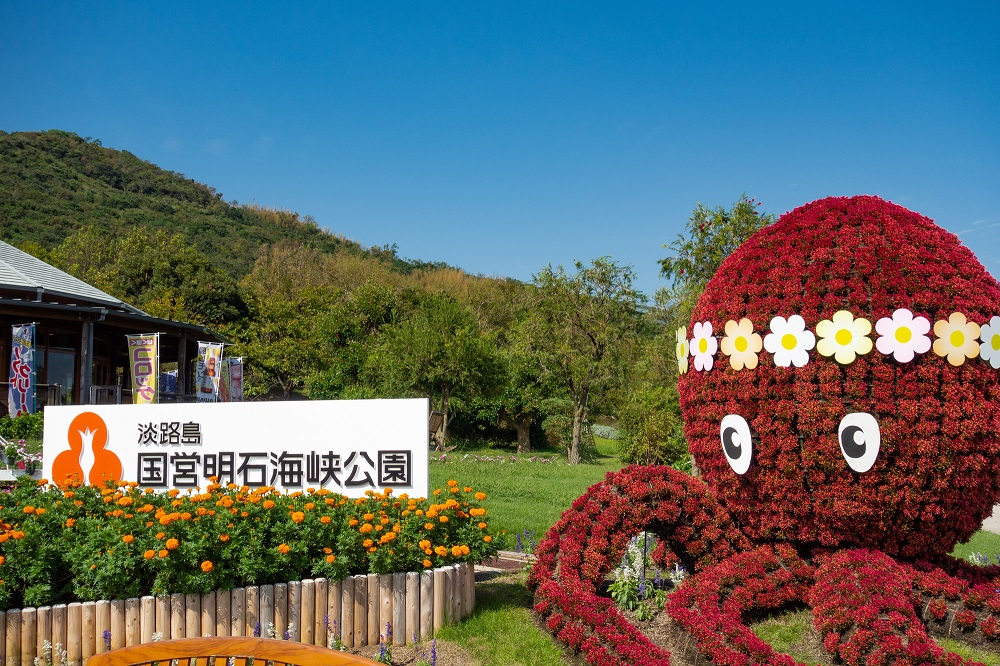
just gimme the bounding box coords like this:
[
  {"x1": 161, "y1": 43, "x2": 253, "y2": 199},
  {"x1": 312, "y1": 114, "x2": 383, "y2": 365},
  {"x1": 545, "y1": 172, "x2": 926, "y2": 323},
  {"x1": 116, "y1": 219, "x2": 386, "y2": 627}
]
[{"x1": 0, "y1": 240, "x2": 147, "y2": 315}]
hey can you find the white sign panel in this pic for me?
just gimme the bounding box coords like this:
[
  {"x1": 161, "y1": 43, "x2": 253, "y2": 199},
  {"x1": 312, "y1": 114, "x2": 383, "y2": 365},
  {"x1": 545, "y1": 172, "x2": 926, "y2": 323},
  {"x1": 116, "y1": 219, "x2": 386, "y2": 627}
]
[{"x1": 42, "y1": 399, "x2": 429, "y2": 498}]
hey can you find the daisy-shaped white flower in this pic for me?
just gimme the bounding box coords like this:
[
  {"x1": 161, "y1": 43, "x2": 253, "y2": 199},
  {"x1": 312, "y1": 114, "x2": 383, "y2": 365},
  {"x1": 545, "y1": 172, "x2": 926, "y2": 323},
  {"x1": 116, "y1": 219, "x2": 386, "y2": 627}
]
[
  {"x1": 979, "y1": 315, "x2": 1000, "y2": 369},
  {"x1": 874, "y1": 308, "x2": 931, "y2": 363},
  {"x1": 720, "y1": 318, "x2": 762, "y2": 370},
  {"x1": 932, "y1": 312, "x2": 980, "y2": 367},
  {"x1": 815, "y1": 310, "x2": 873, "y2": 364},
  {"x1": 690, "y1": 321, "x2": 718, "y2": 371},
  {"x1": 763, "y1": 315, "x2": 815, "y2": 368},
  {"x1": 675, "y1": 326, "x2": 689, "y2": 374}
]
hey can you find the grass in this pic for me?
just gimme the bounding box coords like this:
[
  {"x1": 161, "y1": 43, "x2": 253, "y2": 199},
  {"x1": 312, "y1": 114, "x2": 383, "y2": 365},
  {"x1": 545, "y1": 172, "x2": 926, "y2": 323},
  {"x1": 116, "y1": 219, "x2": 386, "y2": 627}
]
[
  {"x1": 429, "y1": 436, "x2": 622, "y2": 550},
  {"x1": 752, "y1": 609, "x2": 827, "y2": 666},
  {"x1": 950, "y1": 530, "x2": 1000, "y2": 563},
  {"x1": 434, "y1": 570, "x2": 574, "y2": 666}
]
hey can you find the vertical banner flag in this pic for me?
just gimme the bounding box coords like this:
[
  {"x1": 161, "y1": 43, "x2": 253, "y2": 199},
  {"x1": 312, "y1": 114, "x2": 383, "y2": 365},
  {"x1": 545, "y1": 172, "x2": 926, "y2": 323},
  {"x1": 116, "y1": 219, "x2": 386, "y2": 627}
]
[
  {"x1": 219, "y1": 359, "x2": 231, "y2": 402},
  {"x1": 196, "y1": 342, "x2": 224, "y2": 402},
  {"x1": 127, "y1": 334, "x2": 159, "y2": 404},
  {"x1": 8, "y1": 323, "x2": 36, "y2": 416},
  {"x1": 228, "y1": 357, "x2": 244, "y2": 402}
]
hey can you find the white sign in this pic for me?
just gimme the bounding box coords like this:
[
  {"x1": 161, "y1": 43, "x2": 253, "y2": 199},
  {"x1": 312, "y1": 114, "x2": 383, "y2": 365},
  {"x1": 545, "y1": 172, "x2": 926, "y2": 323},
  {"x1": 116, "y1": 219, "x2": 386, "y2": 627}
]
[{"x1": 42, "y1": 399, "x2": 429, "y2": 497}]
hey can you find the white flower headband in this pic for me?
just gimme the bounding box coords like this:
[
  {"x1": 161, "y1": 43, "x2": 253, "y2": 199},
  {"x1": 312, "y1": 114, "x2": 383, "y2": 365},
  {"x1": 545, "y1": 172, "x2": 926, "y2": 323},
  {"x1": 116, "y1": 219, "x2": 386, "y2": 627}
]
[{"x1": 676, "y1": 309, "x2": 1000, "y2": 374}]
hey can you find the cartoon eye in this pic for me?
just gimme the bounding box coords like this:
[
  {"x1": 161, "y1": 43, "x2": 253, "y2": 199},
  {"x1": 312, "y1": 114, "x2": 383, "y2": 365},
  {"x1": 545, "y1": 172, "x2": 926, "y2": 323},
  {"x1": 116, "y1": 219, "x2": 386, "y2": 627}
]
[
  {"x1": 838, "y1": 412, "x2": 880, "y2": 473},
  {"x1": 720, "y1": 414, "x2": 753, "y2": 475}
]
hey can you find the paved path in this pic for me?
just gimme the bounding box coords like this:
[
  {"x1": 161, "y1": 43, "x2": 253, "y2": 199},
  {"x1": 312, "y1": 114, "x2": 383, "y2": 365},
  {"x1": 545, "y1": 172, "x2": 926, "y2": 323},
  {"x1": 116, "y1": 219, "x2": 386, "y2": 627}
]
[{"x1": 982, "y1": 505, "x2": 1000, "y2": 535}]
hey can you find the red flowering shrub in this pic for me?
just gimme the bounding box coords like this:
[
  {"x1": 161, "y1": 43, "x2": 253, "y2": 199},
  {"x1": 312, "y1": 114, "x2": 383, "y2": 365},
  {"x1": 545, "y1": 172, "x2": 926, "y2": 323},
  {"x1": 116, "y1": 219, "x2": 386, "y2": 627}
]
[
  {"x1": 528, "y1": 465, "x2": 748, "y2": 665},
  {"x1": 680, "y1": 196, "x2": 1000, "y2": 558}
]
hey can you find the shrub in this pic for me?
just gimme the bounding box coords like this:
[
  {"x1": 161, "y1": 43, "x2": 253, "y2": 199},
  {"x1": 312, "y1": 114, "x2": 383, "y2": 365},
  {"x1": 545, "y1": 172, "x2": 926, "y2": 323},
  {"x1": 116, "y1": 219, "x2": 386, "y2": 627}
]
[
  {"x1": 0, "y1": 412, "x2": 44, "y2": 442},
  {"x1": 0, "y1": 475, "x2": 497, "y2": 610}
]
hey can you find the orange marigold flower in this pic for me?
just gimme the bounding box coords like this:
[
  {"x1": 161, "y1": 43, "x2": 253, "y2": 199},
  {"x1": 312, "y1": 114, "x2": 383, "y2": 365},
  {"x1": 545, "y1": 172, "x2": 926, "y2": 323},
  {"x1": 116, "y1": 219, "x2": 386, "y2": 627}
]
[
  {"x1": 201, "y1": 560, "x2": 214, "y2": 573},
  {"x1": 0, "y1": 555, "x2": 5, "y2": 565},
  {"x1": 478, "y1": 522, "x2": 487, "y2": 529},
  {"x1": 475, "y1": 492, "x2": 486, "y2": 501},
  {"x1": 359, "y1": 523, "x2": 374, "y2": 534},
  {"x1": 419, "y1": 539, "x2": 431, "y2": 549},
  {"x1": 122, "y1": 535, "x2": 134, "y2": 543},
  {"x1": 263, "y1": 500, "x2": 275, "y2": 509},
  {"x1": 449, "y1": 487, "x2": 459, "y2": 494},
  {"x1": 451, "y1": 546, "x2": 463, "y2": 557},
  {"x1": 367, "y1": 547, "x2": 377, "y2": 553},
  {"x1": 434, "y1": 546, "x2": 448, "y2": 557},
  {"x1": 66, "y1": 518, "x2": 76, "y2": 528},
  {"x1": 326, "y1": 554, "x2": 336, "y2": 564},
  {"x1": 323, "y1": 547, "x2": 332, "y2": 554},
  {"x1": 484, "y1": 535, "x2": 492, "y2": 543},
  {"x1": 291, "y1": 511, "x2": 305, "y2": 524},
  {"x1": 117, "y1": 497, "x2": 134, "y2": 506},
  {"x1": 447, "y1": 480, "x2": 458, "y2": 487},
  {"x1": 305, "y1": 502, "x2": 315, "y2": 510},
  {"x1": 156, "y1": 532, "x2": 165, "y2": 539},
  {"x1": 22, "y1": 506, "x2": 35, "y2": 514},
  {"x1": 363, "y1": 513, "x2": 375, "y2": 521},
  {"x1": 432, "y1": 489, "x2": 441, "y2": 496},
  {"x1": 219, "y1": 534, "x2": 230, "y2": 542},
  {"x1": 425, "y1": 523, "x2": 434, "y2": 531},
  {"x1": 363, "y1": 539, "x2": 374, "y2": 548},
  {"x1": 165, "y1": 538, "x2": 179, "y2": 550},
  {"x1": 158, "y1": 549, "x2": 168, "y2": 558},
  {"x1": 464, "y1": 487, "x2": 472, "y2": 493},
  {"x1": 36, "y1": 508, "x2": 47, "y2": 516},
  {"x1": 423, "y1": 559, "x2": 432, "y2": 568},
  {"x1": 320, "y1": 516, "x2": 331, "y2": 524},
  {"x1": 277, "y1": 543, "x2": 291, "y2": 554},
  {"x1": 439, "y1": 516, "x2": 449, "y2": 523},
  {"x1": 460, "y1": 545, "x2": 470, "y2": 555}
]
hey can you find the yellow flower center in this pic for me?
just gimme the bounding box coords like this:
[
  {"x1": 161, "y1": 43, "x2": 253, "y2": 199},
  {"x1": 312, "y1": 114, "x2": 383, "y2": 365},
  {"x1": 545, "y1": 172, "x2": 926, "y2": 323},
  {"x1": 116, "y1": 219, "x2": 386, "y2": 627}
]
[
  {"x1": 835, "y1": 329, "x2": 853, "y2": 346},
  {"x1": 735, "y1": 336, "x2": 748, "y2": 353},
  {"x1": 781, "y1": 333, "x2": 797, "y2": 350},
  {"x1": 894, "y1": 326, "x2": 912, "y2": 344},
  {"x1": 698, "y1": 338, "x2": 708, "y2": 354},
  {"x1": 950, "y1": 330, "x2": 965, "y2": 348},
  {"x1": 992, "y1": 333, "x2": 1000, "y2": 351}
]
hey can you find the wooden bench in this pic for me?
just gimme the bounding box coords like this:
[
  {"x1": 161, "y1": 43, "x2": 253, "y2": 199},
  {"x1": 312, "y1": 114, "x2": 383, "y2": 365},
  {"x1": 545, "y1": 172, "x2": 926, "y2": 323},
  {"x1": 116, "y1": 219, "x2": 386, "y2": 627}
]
[{"x1": 85, "y1": 636, "x2": 383, "y2": 666}]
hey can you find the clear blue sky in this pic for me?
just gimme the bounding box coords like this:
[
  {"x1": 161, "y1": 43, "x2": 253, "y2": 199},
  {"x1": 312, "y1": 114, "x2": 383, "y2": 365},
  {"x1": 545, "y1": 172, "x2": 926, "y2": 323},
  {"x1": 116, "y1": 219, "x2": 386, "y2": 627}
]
[{"x1": 2, "y1": 2, "x2": 998, "y2": 297}]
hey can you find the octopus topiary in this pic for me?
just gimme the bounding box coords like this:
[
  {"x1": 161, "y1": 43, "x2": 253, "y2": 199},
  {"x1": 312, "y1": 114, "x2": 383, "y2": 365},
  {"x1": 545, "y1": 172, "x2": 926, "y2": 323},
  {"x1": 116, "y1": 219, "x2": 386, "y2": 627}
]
[{"x1": 529, "y1": 196, "x2": 1000, "y2": 666}]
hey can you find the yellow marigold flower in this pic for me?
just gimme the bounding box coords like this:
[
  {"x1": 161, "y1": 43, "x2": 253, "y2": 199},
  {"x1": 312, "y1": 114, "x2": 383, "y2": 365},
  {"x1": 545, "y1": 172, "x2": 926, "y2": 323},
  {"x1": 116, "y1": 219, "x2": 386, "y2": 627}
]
[
  {"x1": 201, "y1": 560, "x2": 214, "y2": 573},
  {"x1": 291, "y1": 511, "x2": 305, "y2": 524},
  {"x1": 122, "y1": 535, "x2": 134, "y2": 544},
  {"x1": 158, "y1": 549, "x2": 168, "y2": 558},
  {"x1": 326, "y1": 555, "x2": 336, "y2": 564},
  {"x1": 475, "y1": 492, "x2": 486, "y2": 501},
  {"x1": 320, "y1": 515, "x2": 331, "y2": 524},
  {"x1": 166, "y1": 538, "x2": 180, "y2": 550},
  {"x1": 277, "y1": 543, "x2": 291, "y2": 554}
]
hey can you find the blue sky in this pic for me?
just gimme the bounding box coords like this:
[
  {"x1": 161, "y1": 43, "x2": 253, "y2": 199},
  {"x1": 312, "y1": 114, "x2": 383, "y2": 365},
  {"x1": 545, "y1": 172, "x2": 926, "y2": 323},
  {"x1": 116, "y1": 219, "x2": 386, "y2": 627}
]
[{"x1": 2, "y1": 2, "x2": 998, "y2": 297}]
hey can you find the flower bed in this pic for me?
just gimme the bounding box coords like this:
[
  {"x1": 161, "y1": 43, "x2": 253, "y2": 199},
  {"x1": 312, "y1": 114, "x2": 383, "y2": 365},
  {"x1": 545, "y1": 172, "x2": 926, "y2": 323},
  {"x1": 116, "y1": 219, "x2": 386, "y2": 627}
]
[{"x1": 0, "y1": 475, "x2": 496, "y2": 611}]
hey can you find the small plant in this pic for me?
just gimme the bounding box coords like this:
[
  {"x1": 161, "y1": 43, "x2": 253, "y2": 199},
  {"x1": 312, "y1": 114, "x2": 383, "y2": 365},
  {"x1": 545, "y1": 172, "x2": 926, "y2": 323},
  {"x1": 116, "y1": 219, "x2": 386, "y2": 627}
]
[
  {"x1": 102, "y1": 630, "x2": 111, "y2": 652},
  {"x1": 415, "y1": 638, "x2": 437, "y2": 666},
  {"x1": 4, "y1": 439, "x2": 23, "y2": 464},
  {"x1": 375, "y1": 622, "x2": 393, "y2": 664},
  {"x1": 327, "y1": 619, "x2": 346, "y2": 651}
]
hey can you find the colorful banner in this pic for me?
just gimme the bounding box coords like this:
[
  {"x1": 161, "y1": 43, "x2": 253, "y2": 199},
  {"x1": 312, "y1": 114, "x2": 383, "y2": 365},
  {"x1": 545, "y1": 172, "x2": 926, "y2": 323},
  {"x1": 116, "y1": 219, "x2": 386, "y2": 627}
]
[
  {"x1": 196, "y1": 342, "x2": 224, "y2": 402},
  {"x1": 219, "y1": 357, "x2": 244, "y2": 403},
  {"x1": 127, "y1": 334, "x2": 159, "y2": 405},
  {"x1": 8, "y1": 324, "x2": 35, "y2": 417}
]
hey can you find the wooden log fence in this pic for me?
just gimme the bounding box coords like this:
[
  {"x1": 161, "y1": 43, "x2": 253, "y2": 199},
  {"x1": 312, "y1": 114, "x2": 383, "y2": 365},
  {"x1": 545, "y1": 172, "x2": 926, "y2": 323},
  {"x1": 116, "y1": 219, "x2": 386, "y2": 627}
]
[{"x1": 0, "y1": 563, "x2": 473, "y2": 666}]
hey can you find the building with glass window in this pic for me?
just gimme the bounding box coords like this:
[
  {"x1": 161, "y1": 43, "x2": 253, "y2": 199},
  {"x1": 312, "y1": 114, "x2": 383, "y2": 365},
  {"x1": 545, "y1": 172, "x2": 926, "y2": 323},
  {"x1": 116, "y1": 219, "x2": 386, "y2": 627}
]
[{"x1": 0, "y1": 240, "x2": 227, "y2": 408}]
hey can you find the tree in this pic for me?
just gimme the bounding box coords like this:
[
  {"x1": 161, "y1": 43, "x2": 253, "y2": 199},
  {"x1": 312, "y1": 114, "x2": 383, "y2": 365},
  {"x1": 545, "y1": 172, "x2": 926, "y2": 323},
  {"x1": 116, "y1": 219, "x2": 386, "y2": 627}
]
[
  {"x1": 657, "y1": 195, "x2": 775, "y2": 331},
  {"x1": 528, "y1": 257, "x2": 646, "y2": 464},
  {"x1": 364, "y1": 294, "x2": 500, "y2": 445}
]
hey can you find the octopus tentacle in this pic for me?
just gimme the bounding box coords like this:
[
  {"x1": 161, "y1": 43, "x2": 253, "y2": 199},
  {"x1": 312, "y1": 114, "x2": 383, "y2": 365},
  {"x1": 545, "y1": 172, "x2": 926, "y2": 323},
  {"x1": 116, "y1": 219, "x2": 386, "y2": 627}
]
[{"x1": 529, "y1": 465, "x2": 750, "y2": 665}]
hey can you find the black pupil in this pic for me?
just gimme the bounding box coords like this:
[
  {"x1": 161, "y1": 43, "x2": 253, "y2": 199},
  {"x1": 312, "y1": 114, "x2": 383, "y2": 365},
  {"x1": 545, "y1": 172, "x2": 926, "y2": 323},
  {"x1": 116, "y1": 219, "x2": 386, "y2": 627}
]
[
  {"x1": 840, "y1": 425, "x2": 866, "y2": 459},
  {"x1": 723, "y1": 427, "x2": 742, "y2": 459}
]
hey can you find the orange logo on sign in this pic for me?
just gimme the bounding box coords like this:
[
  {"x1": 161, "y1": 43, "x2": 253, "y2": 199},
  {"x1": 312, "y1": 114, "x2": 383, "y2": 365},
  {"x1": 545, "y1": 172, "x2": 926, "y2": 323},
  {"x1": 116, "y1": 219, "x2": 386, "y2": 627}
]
[{"x1": 52, "y1": 412, "x2": 123, "y2": 486}]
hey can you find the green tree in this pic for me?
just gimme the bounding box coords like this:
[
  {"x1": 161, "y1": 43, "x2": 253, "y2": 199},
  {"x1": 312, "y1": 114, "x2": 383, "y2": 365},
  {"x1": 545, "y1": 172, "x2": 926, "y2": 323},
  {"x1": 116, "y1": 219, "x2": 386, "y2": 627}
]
[
  {"x1": 364, "y1": 294, "x2": 501, "y2": 445},
  {"x1": 657, "y1": 194, "x2": 774, "y2": 330},
  {"x1": 528, "y1": 257, "x2": 646, "y2": 464}
]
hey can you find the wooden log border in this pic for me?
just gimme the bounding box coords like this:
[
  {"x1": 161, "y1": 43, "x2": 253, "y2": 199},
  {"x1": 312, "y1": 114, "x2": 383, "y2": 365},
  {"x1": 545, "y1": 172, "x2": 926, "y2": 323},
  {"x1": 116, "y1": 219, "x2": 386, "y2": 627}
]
[{"x1": 0, "y1": 564, "x2": 473, "y2": 665}]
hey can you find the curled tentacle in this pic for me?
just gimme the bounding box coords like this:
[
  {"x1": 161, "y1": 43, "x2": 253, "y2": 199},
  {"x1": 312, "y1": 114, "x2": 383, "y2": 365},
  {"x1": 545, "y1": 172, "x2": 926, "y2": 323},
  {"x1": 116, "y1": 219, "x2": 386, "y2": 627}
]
[{"x1": 529, "y1": 465, "x2": 750, "y2": 665}]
